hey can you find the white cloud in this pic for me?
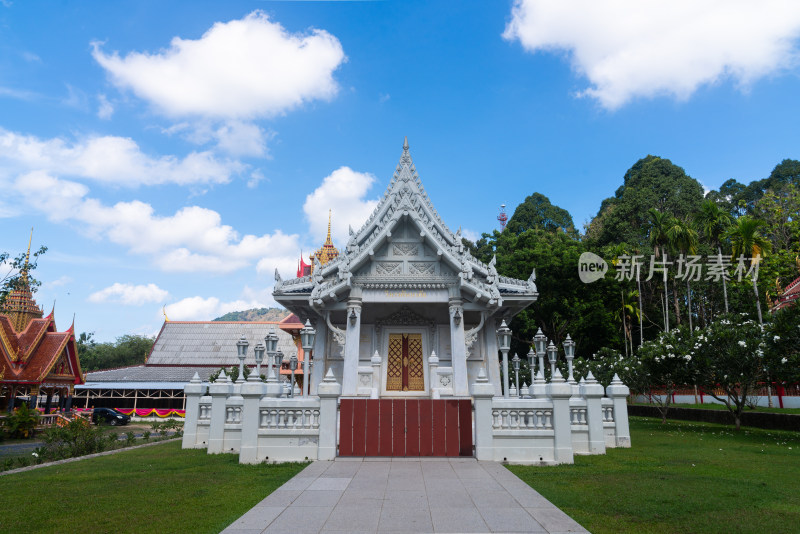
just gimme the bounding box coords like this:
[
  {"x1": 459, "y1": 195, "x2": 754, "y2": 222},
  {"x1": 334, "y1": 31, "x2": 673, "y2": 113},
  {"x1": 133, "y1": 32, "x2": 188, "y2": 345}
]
[
  {"x1": 165, "y1": 287, "x2": 275, "y2": 321},
  {"x1": 303, "y1": 166, "x2": 379, "y2": 245},
  {"x1": 43, "y1": 275, "x2": 73, "y2": 289},
  {"x1": 97, "y1": 94, "x2": 114, "y2": 120},
  {"x1": 461, "y1": 229, "x2": 480, "y2": 243},
  {"x1": 13, "y1": 172, "x2": 301, "y2": 274},
  {"x1": 89, "y1": 283, "x2": 169, "y2": 305},
  {"x1": 504, "y1": 0, "x2": 800, "y2": 109},
  {"x1": 213, "y1": 121, "x2": 270, "y2": 157},
  {"x1": 0, "y1": 128, "x2": 242, "y2": 187},
  {"x1": 92, "y1": 10, "x2": 346, "y2": 120}
]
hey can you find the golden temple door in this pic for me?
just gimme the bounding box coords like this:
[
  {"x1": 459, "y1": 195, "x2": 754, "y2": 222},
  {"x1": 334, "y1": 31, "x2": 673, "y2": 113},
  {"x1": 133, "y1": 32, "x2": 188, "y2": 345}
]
[{"x1": 386, "y1": 333, "x2": 424, "y2": 391}]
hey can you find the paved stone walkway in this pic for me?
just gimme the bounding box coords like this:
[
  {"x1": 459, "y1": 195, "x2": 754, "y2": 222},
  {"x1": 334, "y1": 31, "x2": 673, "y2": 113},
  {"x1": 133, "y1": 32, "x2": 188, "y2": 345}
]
[{"x1": 222, "y1": 458, "x2": 589, "y2": 534}]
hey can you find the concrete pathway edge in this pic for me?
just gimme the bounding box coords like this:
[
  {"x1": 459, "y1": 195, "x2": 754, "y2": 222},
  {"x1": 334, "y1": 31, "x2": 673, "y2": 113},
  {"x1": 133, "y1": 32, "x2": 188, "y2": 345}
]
[{"x1": 222, "y1": 458, "x2": 589, "y2": 534}]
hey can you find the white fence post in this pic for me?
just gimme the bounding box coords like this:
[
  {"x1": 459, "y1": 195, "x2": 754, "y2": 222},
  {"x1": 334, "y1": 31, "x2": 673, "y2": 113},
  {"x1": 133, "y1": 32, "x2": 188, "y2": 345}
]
[
  {"x1": 182, "y1": 373, "x2": 206, "y2": 449},
  {"x1": 606, "y1": 373, "x2": 631, "y2": 448},
  {"x1": 471, "y1": 368, "x2": 495, "y2": 461},
  {"x1": 239, "y1": 376, "x2": 267, "y2": 464},
  {"x1": 207, "y1": 371, "x2": 233, "y2": 454},
  {"x1": 581, "y1": 372, "x2": 606, "y2": 454},
  {"x1": 317, "y1": 369, "x2": 342, "y2": 460},
  {"x1": 547, "y1": 369, "x2": 574, "y2": 464}
]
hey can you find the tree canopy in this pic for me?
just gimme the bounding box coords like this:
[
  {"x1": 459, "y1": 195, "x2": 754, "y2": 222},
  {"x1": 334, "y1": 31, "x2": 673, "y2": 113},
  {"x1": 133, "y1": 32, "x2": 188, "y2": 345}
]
[{"x1": 505, "y1": 192, "x2": 577, "y2": 236}]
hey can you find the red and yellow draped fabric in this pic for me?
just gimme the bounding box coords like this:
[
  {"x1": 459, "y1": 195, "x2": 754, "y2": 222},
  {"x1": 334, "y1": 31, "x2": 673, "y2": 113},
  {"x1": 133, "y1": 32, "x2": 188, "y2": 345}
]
[{"x1": 113, "y1": 408, "x2": 185, "y2": 417}]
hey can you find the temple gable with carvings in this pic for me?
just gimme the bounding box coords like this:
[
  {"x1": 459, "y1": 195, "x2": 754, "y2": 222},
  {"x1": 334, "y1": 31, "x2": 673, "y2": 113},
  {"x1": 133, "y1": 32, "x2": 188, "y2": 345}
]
[{"x1": 274, "y1": 139, "x2": 538, "y2": 399}]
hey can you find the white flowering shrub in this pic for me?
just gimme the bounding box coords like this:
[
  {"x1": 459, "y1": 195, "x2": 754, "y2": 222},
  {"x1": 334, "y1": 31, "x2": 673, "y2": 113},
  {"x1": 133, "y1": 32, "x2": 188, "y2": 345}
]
[
  {"x1": 693, "y1": 313, "x2": 769, "y2": 430},
  {"x1": 764, "y1": 304, "x2": 800, "y2": 385}
]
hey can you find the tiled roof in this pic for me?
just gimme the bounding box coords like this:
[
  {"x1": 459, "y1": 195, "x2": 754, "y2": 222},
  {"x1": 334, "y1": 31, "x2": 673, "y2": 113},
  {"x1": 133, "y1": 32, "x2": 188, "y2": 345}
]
[
  {"x1": 146, "y1": 321, "x2": 300, "y2": 367},
  {"x1": 773, "y1": 275, "x2": 800, "y2": 311},
  {"x1": 84, "y1": 365, "x2": 221, "y2": 383}
]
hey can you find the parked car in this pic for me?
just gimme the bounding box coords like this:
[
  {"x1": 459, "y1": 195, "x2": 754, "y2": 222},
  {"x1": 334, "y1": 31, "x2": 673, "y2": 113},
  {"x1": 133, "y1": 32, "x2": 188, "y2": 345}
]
[{"x1": 92, "y1": 407, "x2": 130, "y2": 426}]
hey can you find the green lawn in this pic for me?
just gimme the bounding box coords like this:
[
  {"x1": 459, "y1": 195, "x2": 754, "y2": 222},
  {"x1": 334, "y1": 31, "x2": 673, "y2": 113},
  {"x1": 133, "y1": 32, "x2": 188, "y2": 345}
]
[
  {"x1": 509, "y1": 417, "x2": 800, "y2": 534},
  {"x1": 0, "y1": 441, "x2": 306, "y2": 534}
]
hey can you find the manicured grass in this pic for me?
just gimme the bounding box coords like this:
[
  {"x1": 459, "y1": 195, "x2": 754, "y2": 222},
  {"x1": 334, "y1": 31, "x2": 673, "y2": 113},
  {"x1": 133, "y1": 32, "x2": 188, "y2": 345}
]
[
  {"x1": 0, "y1": 441, "x2": 306, "y2": 533},
  {"x1": 638, "y1": 402, "x2": 800, "y2": 415},
  {"x1": 508, "y1": 417, "x2": 800, "y2": 534}
]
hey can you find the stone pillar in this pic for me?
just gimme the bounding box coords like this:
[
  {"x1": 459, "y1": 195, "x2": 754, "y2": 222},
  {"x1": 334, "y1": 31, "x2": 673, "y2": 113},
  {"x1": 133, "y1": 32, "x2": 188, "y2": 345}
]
[
  {"x1": 239, "y1": 375, "x2": 267, "y2": 464},
  {"x1": 449, "y1": 299, "x2": 469, "y2": 396},
  {"x1": 428, "y1": 351, "x2": 440, "y2": 399},
  {"x1": 606, "y1": 374, "x2": 631, "y2": 448},
  {"x1": 45, "y1": 391, "x2": 53, "y2": 414},
  {"x1": 580, "y1": 372, "x2": 606, "y2": 455},
  {"x1": 182, "y1": 373, "x2": 206, "y2": 449},
  {"x1": 547, "y1": 369, "x2": 574, "y2": 464},
  {"x1": 370, "y1": 351, "x2": 381, "y2": 399},
  {"x1": 342, "y1": 297, "x2": 362, "y2": 396},
  {"x1": 471, "y1": 368, "x2": 495, "y2": 461},
  {"x1": 310, "y1": 321, "x2": 328, "y2": 396},
  {"x1": 317, "y1": 369, "x2": 342, "y2": 460},
  {"x1": 207, "y1": 371, "x2": 233, "y2": 454},
  {"x1": 485, "y1": 322, "x2": 502, "y2": 397}
]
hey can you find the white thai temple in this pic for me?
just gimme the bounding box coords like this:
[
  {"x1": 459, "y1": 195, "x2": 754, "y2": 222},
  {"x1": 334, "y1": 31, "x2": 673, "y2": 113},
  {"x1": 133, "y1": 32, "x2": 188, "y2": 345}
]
[
  {"x1": 182, "y1": 139, "x2": 631, "y2": 464},
  {"x1": 273, "y1": 137, "x2": 538, "y2": 399}
]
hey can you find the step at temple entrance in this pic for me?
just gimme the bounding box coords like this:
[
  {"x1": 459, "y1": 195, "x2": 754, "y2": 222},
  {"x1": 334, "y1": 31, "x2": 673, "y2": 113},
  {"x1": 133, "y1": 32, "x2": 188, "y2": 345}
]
[{"x1": 339, "y1": 399, "x2": 472, "y2": 457}]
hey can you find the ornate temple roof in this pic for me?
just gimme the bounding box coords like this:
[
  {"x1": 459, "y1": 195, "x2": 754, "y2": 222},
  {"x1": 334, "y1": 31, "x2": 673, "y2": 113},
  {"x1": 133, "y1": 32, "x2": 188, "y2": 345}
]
[
  {"x1": 772, "y1": 275, "x2": 800, "y2": 312},
  {"x1": 273, "y1": 138, "x2": 538, "y2": 317},
  {"x1": 0, "y1": 311, "x2": 83, "y2": 387}
]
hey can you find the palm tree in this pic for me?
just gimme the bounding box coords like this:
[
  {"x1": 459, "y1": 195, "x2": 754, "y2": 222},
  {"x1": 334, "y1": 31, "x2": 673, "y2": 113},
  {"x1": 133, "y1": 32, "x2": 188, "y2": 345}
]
[
  {"x1": 694, "y1": 199, "x2": 733, "y2": 314},
  {"x1": 667, "y1": 217, "x2": 699, "y2": 331},
  {"x1": 617, "y1": 289, "x2": 641, "y2": 357},
  {"x1": 648, "y1": 208, "x2": 673, "y2": 332},
  {"x1": 726, "y1": 216, "x2": 772, "y2": 324}
]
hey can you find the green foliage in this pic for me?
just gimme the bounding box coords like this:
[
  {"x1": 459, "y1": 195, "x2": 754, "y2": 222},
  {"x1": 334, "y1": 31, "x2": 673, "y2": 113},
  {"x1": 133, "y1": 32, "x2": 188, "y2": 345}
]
[
  {"x1": 151, "y1": 419, "x2": 183, "y2": 438},
  {"x1": 505, "y1": 192, "x2": 577, "y2": 236},
  {"x1": 208, "y1": 365, "x2": 250, "y2": 383},
  {"x1": 78, "y1": 333, "x2": 155, "y2": 371},
  {"x1": 3, "y1": 403, "x2": 40, "y2": 439},
  {"x1": 587, "y1": 155, "x2": 704, "y2": 248},
  {"x1": 0, "y1": 244, "x2": 47, "y2": 306},
  {"x1": 39, "y1": 417, "x2": 109, "y2": 460},
  {"x1": 764, "y1": 304, "x2": 800, "y2": 385}
]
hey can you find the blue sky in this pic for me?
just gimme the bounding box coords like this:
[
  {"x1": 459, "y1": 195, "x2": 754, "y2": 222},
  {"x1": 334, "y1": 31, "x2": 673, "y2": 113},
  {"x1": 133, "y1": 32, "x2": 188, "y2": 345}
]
[{"x1": 2, "y1": 0, "x2": 800, "y2": 341}]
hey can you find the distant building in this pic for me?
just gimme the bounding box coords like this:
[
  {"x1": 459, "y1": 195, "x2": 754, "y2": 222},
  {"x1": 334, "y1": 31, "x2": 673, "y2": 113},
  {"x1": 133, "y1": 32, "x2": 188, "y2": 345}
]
[
  {"x1": 74, "y1": 314, "x2": 307, "y2": 412},
  {"x1": 0, "y1": 239, "x2": 83, "y2": 412}
]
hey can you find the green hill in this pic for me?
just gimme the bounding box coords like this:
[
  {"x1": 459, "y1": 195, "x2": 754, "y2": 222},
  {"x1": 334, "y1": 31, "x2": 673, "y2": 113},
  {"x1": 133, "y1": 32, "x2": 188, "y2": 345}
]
[{"x1": 213, "y1": 307, "x2": 290, "y2": 322}]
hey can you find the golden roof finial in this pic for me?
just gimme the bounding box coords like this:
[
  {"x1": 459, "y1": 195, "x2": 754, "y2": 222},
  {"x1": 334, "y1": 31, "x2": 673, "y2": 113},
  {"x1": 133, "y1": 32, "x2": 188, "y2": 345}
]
[
  {"x1": 325, "y1": 210, "x2": 333, "y2": 246},
  {"x1": 22, "y1": 227, "x2": 33, "y2": 281},
  {"x1": 162, "y1": 305, "x2": 170, "y2": 322}
]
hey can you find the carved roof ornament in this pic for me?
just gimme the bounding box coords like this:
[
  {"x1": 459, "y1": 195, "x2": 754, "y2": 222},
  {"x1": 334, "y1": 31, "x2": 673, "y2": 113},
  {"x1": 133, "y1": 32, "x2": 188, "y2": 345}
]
[{"x1": 273, "y1": 138, "x2": 539, "y2": 311}]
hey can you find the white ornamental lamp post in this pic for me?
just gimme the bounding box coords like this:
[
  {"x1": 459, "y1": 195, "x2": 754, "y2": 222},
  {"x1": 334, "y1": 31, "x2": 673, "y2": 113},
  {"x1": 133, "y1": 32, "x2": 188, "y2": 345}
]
[
  {"x1": 512, "y1": 353, "x2": 521, "y2": 398},
  {"x1": 300, "y1": 319, "x2": 316, "y2": 397},
  {"x1": 264, "y1": 326, "x2": 279, "y2": 381},
  {"x1": 526, "y1": 347, "x2": 536, "y2": 384},
  {"x1": 547, "y1": 341, "x2": 558, "y2": 379},
  {"x1": 252, "y1": 342, "x2": 265, "y2": 381},
  {"x1": 534, "y1": 328, "x2": 547, "y2": 379},
  {"x1": 275, "y1": 350, "x2": 285, "y2": 395},
  {"x1": 496, "y1": 319, "x2": 512, "y2": 398},
  {"x1": 563, "y1": 334, "x2": 576, "y2": 384},
  {"x1": 289, "y1": 353, "x2": 298, "y2": 398},
  {"x1": 236, "y1": 335, "x2": 249, "y2": 383}
]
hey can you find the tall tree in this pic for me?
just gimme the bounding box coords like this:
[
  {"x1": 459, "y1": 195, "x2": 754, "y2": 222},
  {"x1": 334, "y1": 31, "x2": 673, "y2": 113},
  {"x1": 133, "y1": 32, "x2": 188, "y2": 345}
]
[
  {"x1": 726, "y1": 216, "x2": 772, "y2": 325},
  {"x1": 505, "y1": 192, "x2": 577, "y2": 236},
  {"x1": 694, "y1": 199, "x2": 733, "y2": 313},
  {"x1": 587, "y1": 155, "x2": 704, "y2": 248},
  {"x1": 666, "y1": 217, "x2": 699, "y2": 330},
  {"x1": 0, "y1": 242, "x2": 48, "y2": 307},
  {"x1": 647, "y1": 208, "x2": 673, "y2": 332}
]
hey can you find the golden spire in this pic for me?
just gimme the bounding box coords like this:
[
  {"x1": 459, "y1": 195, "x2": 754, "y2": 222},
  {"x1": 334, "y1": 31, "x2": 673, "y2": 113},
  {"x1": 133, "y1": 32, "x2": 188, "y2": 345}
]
[
  {"x1": 310, "y1": 210, "x2": 340, "y2": 272},
  {"x1": 325, "y1": 210, "x2": 333, "y2": 246},
  {"x1": 22, "y1": 227, "x2": 33, "y2": 282}
]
